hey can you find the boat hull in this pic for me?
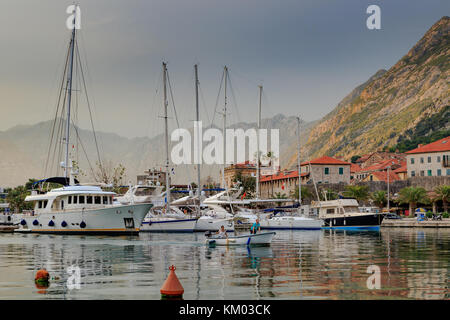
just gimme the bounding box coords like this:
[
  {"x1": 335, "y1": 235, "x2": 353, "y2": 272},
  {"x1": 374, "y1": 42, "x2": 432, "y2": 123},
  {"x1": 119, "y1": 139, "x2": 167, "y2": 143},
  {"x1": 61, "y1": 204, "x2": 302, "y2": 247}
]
[
  {"x1": 195, "y1": 217, "x2": 234, "y2": 232},
  {"x1": 322, "y1": 213, "x2": 385, "y2": 230},
  {"x1": 206, "y1": 231, "x2": 275, "y2": 246},
  {"x1": 140, "y1": 218, "x2": 198, "y2": 232},
  {"x1": 13, "y1": 203, "x2": 152, "y2": 235}
]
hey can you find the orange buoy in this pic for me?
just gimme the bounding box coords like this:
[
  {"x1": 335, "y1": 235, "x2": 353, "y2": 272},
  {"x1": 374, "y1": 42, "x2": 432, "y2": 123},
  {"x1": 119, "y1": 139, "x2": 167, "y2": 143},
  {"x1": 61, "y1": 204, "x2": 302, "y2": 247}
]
[
  {"x1": 35, "y1": 269, "x2": 50, "y2": 287},
  {"x1": 160, "y1": 265, "x2": 184, "y2": 299}
]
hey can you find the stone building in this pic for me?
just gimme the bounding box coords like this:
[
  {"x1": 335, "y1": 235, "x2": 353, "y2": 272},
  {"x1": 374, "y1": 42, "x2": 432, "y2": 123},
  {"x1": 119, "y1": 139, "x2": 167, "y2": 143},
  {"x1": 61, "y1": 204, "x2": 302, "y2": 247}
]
[
  {"x1": 405, "y1": 136, "x2": 450, "y2": 178},
  {"x1": 355, "y1": 151, "x2": 406, "y2": 169},
  {"x1": 300, "y1": 156, "x2": 351, "y2": 185}
]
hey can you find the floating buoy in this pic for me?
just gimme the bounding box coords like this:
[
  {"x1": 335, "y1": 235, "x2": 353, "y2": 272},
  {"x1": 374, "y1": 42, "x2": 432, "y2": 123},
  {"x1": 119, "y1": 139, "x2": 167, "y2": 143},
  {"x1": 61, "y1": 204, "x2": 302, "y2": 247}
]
[
  {"x1": 160, "y1": 265, "x2": 184, "y2": 299},
  {"x1": 35, "y1": 269, "x2": 50, "y2": 288},
  {"x1": 61, "y1": 221, "x2": 67, "y2": 227},
  {"x1": 80, "y1": 221, "x2": 86, "y2": 229},
  {"x1": 20, "y1": 219, "x2": 27, "y2": 226},
  {"x1": 33, "y1": 219, "x2": 39, "y2": 226},
  {"x1": 48, "y1": 220, "x2": 55, "y2": 227}
]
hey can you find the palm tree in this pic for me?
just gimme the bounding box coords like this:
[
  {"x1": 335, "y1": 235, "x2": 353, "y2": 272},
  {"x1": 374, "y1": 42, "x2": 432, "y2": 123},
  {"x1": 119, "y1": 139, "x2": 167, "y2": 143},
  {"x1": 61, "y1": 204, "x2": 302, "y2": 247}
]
[
  {"x1": 343, "y1": 185, "x2": 369, "y2": 202},
  {"x1": 319, "y1": 188, "x2": 338, "y2": 201},
  {"x1": 371, "y1": 191, "x2": 387, "y2": 210},
  {"x1": 434, "y1": 185, "x2": 450, "y2": 213},
  {"x1": 290, "y1": 186, "x2": 313, "y2": 202},
  {"x1": 398, "y1": 187, "x2": 429, "y2": 216}
]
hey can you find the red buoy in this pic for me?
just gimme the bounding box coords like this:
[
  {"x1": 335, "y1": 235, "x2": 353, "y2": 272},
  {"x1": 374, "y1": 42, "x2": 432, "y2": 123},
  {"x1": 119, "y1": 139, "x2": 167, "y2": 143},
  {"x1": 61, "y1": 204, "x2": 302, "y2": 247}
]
[
  {"x1": 160, "y1": 265, "x2": 184, "y2": 299},
  {"x1": 35, "y1": 269, "x2": 49, "y2": 282}
]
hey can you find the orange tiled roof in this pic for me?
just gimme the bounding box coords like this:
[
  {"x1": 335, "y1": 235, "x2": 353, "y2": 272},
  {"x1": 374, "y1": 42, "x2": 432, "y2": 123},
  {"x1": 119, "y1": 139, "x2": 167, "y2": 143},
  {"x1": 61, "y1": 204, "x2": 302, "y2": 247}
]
[
  {"x1": 405, "y1": 136, "x2": 450, "y2": 154},
  {"x1": 371, "y1": 170, "x2": 400, "y2": 182},
  {"x1": 300, "y1": 156, "x2": 351, "y2": 166},
  {"x1": 393, "y1": 162, "x2": 407, "y2": 173},
  {"x1": 350, "y1": 163, "x2": 362, "y2": 173},
  {"x1": 260, "y1": 170, "x2": 306, "y2": 182},
  {"x1": 361, "y1": 158, "x2": 402, "y2": 172}
]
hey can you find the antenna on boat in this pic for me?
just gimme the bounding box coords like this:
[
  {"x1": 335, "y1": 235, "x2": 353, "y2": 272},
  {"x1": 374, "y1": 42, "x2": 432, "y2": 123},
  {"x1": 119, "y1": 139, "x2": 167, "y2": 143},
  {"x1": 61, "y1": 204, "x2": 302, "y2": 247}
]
[
  {"x1": 163, "y1": 62, "x2": 171, "y2": 213},
  {"x1": 256, "y1": 85, "x2": 262, "y2": 200},
  {"x1": 194, "y1": 64, "x2": 201, "y2": 215},
  {"x1": 296, "y1": 116, "x2": 301, "y2": 207},
  {"x1": 63, "y1": 4, "x2": 78, "y2": 181}
]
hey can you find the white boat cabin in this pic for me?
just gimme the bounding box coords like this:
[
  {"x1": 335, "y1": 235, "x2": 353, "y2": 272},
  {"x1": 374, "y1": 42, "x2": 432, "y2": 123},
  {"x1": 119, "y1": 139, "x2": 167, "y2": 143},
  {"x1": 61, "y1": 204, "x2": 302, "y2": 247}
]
[
  {"x1": 311, "y1": 199, "x2": 361, "y2": 218},
  {"x1": 25, "y1": 185, "x2": 115, "y2": 214}
]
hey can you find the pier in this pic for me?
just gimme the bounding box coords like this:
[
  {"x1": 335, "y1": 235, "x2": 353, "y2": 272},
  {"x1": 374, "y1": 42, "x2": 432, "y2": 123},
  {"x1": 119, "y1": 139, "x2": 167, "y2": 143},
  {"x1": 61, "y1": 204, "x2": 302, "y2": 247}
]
[{"x1": 382, "y1": 218, "x2": 450, "y2": 228}]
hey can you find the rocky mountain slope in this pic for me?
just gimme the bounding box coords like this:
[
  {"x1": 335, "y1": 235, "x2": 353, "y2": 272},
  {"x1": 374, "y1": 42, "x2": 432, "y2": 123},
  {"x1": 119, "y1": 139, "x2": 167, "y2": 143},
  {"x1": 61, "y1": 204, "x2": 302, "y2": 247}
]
[{"x1": 287, "y1": 16, "x2": 449, "y2": 168}]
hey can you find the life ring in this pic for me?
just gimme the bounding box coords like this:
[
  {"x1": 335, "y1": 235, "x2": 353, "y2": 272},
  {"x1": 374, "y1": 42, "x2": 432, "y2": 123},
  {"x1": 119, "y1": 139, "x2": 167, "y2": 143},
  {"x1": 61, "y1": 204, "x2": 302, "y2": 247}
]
[
  {"x1": 61, "y1": 221, "x2": 67, "y2": 227},
  {"x1": 80, "y1": 221, "x2": 86, "y2": 228}
]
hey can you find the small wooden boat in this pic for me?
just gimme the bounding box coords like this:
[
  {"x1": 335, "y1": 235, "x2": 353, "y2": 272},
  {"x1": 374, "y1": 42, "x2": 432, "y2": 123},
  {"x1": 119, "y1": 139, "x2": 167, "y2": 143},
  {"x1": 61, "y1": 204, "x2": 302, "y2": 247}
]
[{"x1": 205, "y1": 231, "x2": 276, "y2": 246}]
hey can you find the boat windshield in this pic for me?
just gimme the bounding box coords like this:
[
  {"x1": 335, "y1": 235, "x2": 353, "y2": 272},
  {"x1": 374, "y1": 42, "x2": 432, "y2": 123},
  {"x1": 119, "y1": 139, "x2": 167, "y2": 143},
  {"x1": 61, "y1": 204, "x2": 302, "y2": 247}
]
[
  {"x1": 344, "y1": 206, "x2": 359, "y2": 213},
  {"x1": 135, "y1": 187, "x2": 155, "y2": 196}
]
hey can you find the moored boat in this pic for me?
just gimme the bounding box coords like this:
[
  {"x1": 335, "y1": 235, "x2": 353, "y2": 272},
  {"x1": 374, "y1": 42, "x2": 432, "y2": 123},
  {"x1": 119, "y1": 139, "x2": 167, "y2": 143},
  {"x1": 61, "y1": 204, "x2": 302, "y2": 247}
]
[
  {"x1": 205, "y1": 231, "x2": 276, "y2": 246},
  {"x1": 311, "y1": 199, "x2": 385, "y2": 230}
]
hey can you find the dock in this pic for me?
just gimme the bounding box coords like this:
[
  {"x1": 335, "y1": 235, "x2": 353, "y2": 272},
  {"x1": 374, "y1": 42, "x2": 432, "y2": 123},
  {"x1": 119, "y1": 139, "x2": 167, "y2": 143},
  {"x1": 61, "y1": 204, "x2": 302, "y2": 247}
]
[
  {"x1": 0, "y1": 225, "x2": 19, "y2": 233},
  {"x1": 382, "y1": 218, "x2": 450, "y2": 228}
]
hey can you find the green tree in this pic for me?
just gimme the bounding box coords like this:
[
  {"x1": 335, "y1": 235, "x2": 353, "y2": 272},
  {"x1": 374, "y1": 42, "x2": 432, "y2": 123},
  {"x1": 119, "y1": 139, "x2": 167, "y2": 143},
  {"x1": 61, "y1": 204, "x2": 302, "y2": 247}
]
[
  {"x1": 398, "y1": 187, "x2": 429, "y2": 216},
  {"x1": 233, "y1": 172, "x2": 255, "y2": 196},
  {"x1": 319, "y1": 188, "x2": 338, "y2": 201},
  {"x1": 434, "y1": 185, "x2": 450, "y2": 213},
  {"x1": 371, "y1": 190, "x2": 387, "y2": 209},
  {"x1": 290, "y1": 186, "x2": 313, "y2": 202},
  {"x1": 351, "y1": 155, "x2": 361, "y2": 163},
  {"x1": 5, "y1": 179, "x2": 37, "y2": 213},
  {"x1": 343, "y1": 185, "x2": 369, "y2": 202}
]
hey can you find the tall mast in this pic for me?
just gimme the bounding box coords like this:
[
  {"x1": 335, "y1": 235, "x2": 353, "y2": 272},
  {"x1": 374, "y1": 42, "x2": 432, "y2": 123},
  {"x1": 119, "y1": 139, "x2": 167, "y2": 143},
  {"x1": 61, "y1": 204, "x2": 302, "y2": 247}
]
[
  {"x1": 222, "y1": 66, "x2": 228, "y2": 189},
  {"x1": 163, "y1": 62, "x2": 170, "y2": 213},
  {"x1": 256, "y1": 85, "x2": 262, "y2": 199},
  {"x1": 297, "y1": 117, "x2": 301, "y2": 206},
  {"x1": 194, "y1": 64, "x2": 201, "y2": 215},
  {"x1": 64, "y1": 6, "x2": 77, "y2": 179}
]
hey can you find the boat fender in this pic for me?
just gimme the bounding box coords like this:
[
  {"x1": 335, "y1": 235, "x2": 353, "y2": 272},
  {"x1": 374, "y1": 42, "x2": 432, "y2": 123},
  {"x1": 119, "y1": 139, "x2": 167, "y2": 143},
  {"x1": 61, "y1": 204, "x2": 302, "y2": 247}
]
[
  {"x1": 7, "y1": 216, "x2": 11, "y2": 221},
  {"x1": 48, "y1": 220, "x2": 55, "y2": 227},
  {"x1": 33, "y1": 219, "x2": 39, "y2": 226},
  {"x1": 80, "y1": 221, "x2": 86, "y2": 229},
  {"x1": 61, "y1": 221, "x2": 67, "y2": 227},
  {"x1": 20, "y1": 219, "x2": 27, "y2": 225}
]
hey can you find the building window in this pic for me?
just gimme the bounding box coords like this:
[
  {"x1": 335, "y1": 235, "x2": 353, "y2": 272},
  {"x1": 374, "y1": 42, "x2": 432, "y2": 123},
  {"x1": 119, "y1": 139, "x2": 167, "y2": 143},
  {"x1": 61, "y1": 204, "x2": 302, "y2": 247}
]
[
  {"x1": 411, "y1": 171, "x2": 415, "y2": 177},
  {"x1": 437, "y1": 156, "x2": 441, "y2": 163},
  {"x1": 324, "y1": 167, "x2": 329, "y2": 175},
  {"x1": 427, "y1": 170, "x2": 432, "y2": 176},
  {"x1": 420, "y1": 171, "x2": 424, "y2": 176},
  {"x1": 420, "y1": 157, "x2": 424, "y2": 164},
  {"x1": 410, "y1": 158, "x2": 414, "y2": 164},
  {"x1": 427, "y1": 156, "x2": 431, "y2": 163},
  {"x1": 437, "y1": 169, "x2": 442, "y2": 176},
  {"x1": 447, "y1": 169, "x2": 450, "y2": 176},
  {"x1": 339, "y1": 167, "x2": 344, "y2": 175}
]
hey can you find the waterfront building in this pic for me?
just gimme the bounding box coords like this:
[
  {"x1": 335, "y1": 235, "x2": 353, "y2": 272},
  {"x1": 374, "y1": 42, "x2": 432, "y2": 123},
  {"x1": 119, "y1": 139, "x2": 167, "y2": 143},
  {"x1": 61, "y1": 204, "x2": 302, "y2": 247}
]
[
  {"x1": 405, "y1": 136, "x2": 450, "y2": 178},
  {"x1": 300, "y1": 156, "x2": 351, "y2": 185},
  {"x1": 137, "y1": 169, "x2": 166, "y2": 186},
  {"x1": 224, "y1": 161, "x2": 279, "y2": 189},
  {"x1": 355, "y1": 158, "x2": 403, "y2": 182},
  {"x1": 355, "y1": 151, "x2": 406, "y2": 169}
]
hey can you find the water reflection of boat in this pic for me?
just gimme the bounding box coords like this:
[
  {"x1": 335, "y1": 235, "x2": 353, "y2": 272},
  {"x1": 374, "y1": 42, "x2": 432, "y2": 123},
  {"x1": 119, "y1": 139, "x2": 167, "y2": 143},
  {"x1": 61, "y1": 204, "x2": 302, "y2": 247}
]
[{"x1": 205, "y1": 231, "x2": 275, "y2": 246}]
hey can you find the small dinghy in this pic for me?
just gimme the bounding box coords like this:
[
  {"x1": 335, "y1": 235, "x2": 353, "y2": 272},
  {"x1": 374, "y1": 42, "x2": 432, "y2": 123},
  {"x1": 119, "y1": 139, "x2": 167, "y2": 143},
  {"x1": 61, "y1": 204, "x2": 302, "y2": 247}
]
[{"x1": 205, "y1": 231, "x2": 276, "y2": 246}]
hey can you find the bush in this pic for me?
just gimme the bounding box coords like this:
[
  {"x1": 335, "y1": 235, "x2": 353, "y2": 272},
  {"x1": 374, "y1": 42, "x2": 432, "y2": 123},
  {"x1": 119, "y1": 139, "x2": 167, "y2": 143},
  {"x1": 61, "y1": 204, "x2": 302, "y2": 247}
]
[
  {"x1": 426, "y1": 211, "x2": 433, "y2": 219},
  {"x1": 442, "y1": 212, "x2": 449, "y2": 219}
]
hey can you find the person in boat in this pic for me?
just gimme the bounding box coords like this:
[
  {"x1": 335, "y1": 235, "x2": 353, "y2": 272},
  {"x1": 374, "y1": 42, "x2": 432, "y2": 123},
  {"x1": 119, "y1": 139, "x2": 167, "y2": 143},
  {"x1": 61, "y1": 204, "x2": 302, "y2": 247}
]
[
  {"x1": 250, "y1": 219, "x2": 260, "y2": 234},
  {"x1": 215, "y1": 225, "x2": 228, "y2": 239}
]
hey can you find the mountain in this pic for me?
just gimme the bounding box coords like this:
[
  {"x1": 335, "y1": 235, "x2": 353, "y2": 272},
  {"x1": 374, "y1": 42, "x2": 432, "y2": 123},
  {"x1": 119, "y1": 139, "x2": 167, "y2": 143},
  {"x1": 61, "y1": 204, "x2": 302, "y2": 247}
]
[
  {"x1": 0, "y1": 115, "x2": 315, "y2": 188},
  {"x1": 287, "y1": 16, "x2": 449, "y2": 168}
]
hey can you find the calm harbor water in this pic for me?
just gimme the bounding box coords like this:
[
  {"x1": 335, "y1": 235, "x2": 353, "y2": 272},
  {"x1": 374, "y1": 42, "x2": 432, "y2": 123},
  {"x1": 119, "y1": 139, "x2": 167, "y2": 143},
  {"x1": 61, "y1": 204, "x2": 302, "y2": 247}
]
[{"x1": 0, "y1": 229, "x2": 449, "y2": 300}]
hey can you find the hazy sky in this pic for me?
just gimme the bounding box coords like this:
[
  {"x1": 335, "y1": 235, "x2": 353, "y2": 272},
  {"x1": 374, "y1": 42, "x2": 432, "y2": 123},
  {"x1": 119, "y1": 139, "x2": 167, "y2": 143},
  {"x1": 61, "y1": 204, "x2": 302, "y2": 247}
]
[{"x1": 0, "y1": 0, "x2": 448, "y2": 138}]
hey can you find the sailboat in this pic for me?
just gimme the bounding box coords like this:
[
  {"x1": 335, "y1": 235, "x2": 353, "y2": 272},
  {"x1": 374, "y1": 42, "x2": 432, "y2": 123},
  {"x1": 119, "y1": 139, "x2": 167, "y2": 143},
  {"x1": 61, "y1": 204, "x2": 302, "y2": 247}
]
[
  {"x1": 13, "y1": 6, "x2": 152, "y2": 234},
  {"x1": 140, "y1": 63, "x2": 198, "y2": 232}
]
